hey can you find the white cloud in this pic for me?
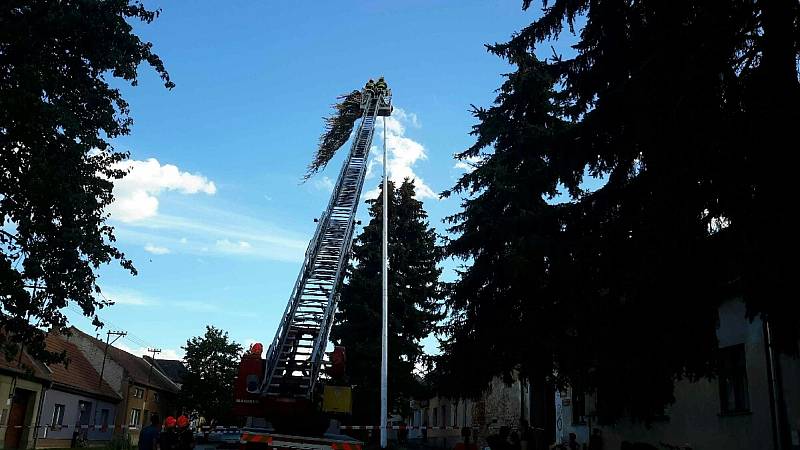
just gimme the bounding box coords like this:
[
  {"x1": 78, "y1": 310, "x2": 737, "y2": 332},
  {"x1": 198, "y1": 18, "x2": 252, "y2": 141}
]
[
  {"x1": 364, "y1": 107, "x2": 436, "y2": 200},
  {"x1": 157, "y1": 348, "x2": 184, "y2": 360},
  {"x1": 454, "y1": 155, "x2": 484, "y2": 173},
  {"x1": 313, "y1": 176, "x2": 335, "y2": 193},
  {"x1": 101, "y1": 286, "x2": 256, "y2": 322},
  {"x1": 115, "y1": 207, "x2": 308, "y2": 262},
  {"x1": 215, "y1": 239, "x2": 253, "y2": 254},
  {"x1": 115, "y1": 342, "x2": 184, "y2": 360},
  {"x1": 109, "y1": 158, "x2": 216, "y2": 223},
  {"x1": 392, "y1": 108, "x2": 421, "y2": 128},
  {"x1": 144, "y1": 243, "x2": 170, "y2": 255},
  {"x1": 101, "y1": 287, "x2": 157, "y2": 306}
]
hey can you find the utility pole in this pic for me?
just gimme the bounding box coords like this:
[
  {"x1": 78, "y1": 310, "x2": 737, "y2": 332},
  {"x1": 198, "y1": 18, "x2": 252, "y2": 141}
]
[
  {"x1": 147, "y1": 348, "x2": 162, "y2": 382},
  {"x1": 99, "y1": 331, "x2": 126, "y2": 387},
  {"x1": 380, "y1": 111, "x2": 389, "y2": 449}
]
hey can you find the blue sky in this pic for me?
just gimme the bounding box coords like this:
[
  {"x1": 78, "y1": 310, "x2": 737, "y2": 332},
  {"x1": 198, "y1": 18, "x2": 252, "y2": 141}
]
[{"x1": 67, "y1": 1, "x2": 582, "y2": 359}]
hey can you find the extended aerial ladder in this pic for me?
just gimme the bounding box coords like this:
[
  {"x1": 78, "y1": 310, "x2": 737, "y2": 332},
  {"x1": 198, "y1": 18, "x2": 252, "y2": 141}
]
[{"x1": 234, "y1": 82, "x2": 392, "y2": 433}]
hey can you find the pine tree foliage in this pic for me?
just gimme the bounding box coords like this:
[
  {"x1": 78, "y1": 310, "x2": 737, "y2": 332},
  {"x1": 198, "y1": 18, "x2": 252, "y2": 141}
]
[
  {"x1": 0, "y1": 0, "x2": 173, "y2": 363},
  {"x1": 181, "y1": 326, "x2": 243, "y2": 425},
  {"x1": 331, "y1": 179, "x2": 443, "y2": 422},
  {"x1": 305, "y1": 90, "x2": 363, "y2": 179},
  {"x1": 439, "y1": 0, "x2": 799, "y2": 422}
]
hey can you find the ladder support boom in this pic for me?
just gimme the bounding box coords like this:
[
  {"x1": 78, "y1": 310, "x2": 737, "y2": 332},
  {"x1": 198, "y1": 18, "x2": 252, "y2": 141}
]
[{"x1": 261, "y1": 88, "x2": 392, "y2": 398}]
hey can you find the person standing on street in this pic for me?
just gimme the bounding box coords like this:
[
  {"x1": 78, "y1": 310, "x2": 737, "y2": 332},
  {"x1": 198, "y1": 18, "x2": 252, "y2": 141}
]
[
  {"x1": 519, "y1": 420, "x2": 533, "y2": 450},
  {"x1": 139, "y1": 415, "x2": 161, "y2": 450},
  {"x1": 176, "y1": 415, "x2": 195, "y2": 450},
  {"x1": 567, "y1": 433, "x2": 580, "y2": 450},
  {"x1": 588, "y1": 428, "x2": 603, "y2": 450},
  {"x1": 161, "y1": 416, "x2": 177, "y2": 450}
]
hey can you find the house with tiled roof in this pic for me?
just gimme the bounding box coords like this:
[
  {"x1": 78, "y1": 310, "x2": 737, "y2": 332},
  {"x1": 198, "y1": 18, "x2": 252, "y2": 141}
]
[
  {"x1": 35, "y1": 333, "x2": 123, "y2": 448},
  {"x1": 67, "y1": 327, "x2": 180, "y2": 444},
  {"x1": 143, "y1": 357, "x2": 187, "y2": 388},
  {"x1": 0, "y1": 348, "x2": 51, "y2": 450}
]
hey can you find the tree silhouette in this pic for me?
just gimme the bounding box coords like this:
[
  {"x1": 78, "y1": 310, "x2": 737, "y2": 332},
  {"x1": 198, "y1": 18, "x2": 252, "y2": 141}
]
[
  {"x1": 440, "y1": 0, "x2": 799, "y2": 422},
  {"x1": 331, "y1": 179, "x2": 443, "y2": 422},
  {"x1": 0, "y1": 0, "x2": 173, "y2": 363},
  {"x1": 181, "y1": 326, "x2": 243, "y2": 425}
]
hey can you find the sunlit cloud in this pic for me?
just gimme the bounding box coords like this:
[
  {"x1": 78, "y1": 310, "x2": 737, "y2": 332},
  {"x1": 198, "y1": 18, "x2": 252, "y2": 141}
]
[
  {"x1": 144, "y1": 243, "x2": 170, "y2": 255},
  {"x1": 109, "y1": 158, "x2": 216, "y2": 223},
  {"x1": 364, "y1": 107, "x2": 435, "y2": 200}
]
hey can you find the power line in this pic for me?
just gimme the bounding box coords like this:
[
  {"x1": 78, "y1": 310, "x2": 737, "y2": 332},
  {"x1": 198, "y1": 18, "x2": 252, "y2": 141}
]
[{"x1": 66, "y1": 304, "x2": 157, "y2": 351}]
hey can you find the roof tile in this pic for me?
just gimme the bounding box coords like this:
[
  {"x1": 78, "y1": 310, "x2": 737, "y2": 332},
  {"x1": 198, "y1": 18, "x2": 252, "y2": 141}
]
[{"x1": 45, "y1": 334, "x2": 121, "y2": 401}]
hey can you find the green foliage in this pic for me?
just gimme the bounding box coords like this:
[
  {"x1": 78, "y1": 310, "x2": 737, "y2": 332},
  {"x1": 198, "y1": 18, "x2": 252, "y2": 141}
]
[
  {"x1": 305, "y1": 90, "x2": 363, "y2": 179},
  {"x1": 0, "y1": 0, "x2": 172, "y2": 363},
  {"x1": 439, "y1": 0, "x2": 799, "y2": 423},
  {"x1": 180, "y1": 326, "x2": 243, "y2": 425},
  {"x1": 109, "y1": 434, "x2": 133, "y2": 450},
  {"x1": 331, "y1": 179, "x2": 444, "y2": 422}
]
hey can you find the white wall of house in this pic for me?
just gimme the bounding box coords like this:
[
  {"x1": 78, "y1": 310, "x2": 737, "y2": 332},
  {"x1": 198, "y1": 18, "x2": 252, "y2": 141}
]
[
  {"x1": 555, "y1": 299, "x2": 800, "y2": 450},
  {"x1": 37, "y1": 388, "x2": 117, "y2": 445},
  {"x1": 410, "y1": 376, "x2": 529, "y2": 448}
]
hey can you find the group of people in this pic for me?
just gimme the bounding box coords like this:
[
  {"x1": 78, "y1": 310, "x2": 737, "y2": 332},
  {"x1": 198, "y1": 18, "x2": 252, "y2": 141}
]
[
  {"x1": 485, "y1": 421, "x2": 604, "y2": 450},
  {"x1": 138, "y1": 414, "x2": 195, "y2": 450},
  {"x1": 364, "y1": 77, "x2": 388, "y2": 94}
]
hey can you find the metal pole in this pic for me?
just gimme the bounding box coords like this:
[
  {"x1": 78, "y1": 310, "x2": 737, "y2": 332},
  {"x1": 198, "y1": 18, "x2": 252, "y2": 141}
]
[
  {"x1": 99, "y1": 331, "x2": 126, "y2": 387},
  {"x1": 99, "y1": 332, "x2": 111, "y2": 387},
  {"x1": 147, "y1": 348, "x2": 162, "y2": 383},
  {"x1": 380, "y1": 113, "x2": 389, "y2": 449}
]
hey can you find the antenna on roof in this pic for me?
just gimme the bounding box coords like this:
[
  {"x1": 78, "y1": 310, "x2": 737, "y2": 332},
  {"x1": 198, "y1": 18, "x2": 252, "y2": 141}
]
[{"x1": 99, "y1": 330, "x2": 127, "y2": 387}]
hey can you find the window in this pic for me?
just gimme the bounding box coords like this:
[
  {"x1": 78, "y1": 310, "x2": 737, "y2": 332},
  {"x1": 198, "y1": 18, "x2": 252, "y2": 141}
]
[
  {"x1": 572, "y1": 391, "x2": 586, "y2": 425},
  {"x1": 130, "y1": 408, "x2": 141, "y2": 427},
  {"x1": 432, "y1": 407, "x2": 438, "y2": 426},
  {"x1": 719, "y1": 344, "x2": 750, "y2": 414},
  {"x1": 246, "y1": 374, "x2": 260, "y2": 393},
  {"x1": 99, "y1": 409, "x2": 110, "y2": 432},
  {"x1": 51, "y1": 404, "x2": 65, "y2": 429},
  {"x1": 153, "y1": 392, "x2": 160, "y2": 403},
  {"x1": 133, "y1": 387, "x2": 145, "y2": 399},
  {"x1": 78, "y1": 401, "x2": 92, "y2": 426}
]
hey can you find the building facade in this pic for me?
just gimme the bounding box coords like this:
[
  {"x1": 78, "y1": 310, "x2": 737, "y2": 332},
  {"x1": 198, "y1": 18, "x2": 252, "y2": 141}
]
[
  {"x1": 556, "y1": 299, "x2": 800, "y2": 450},
  {"x1": 35, "y1": 334, "x2": 122, "y2": 448},
  {"x1": 410, "y1": 376, "x2": 531, "y2": 449},
  {"x1": 67, "y1": 327, "x2": 180, "y2": 444},
  {"x1": 0, "y1": 352, "x2": 50, "y2": 450}
]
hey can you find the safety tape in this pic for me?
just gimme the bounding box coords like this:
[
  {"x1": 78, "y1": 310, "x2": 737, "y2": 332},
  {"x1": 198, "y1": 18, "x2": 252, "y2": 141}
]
[
  {"x1": 339, "y1": 425, "x2": 464, "y2": 430},
  {"x1": 0, "y1": 424, "x2": 141, "y2": 430},
  {"x1": 330, "y1": 442, "x2": 361, "y2": 450},
  {"x1": 240, "y1": 433, "x2": 272, "y2": 445},
  {"x1": 199, "y1": 426, "x2": 241, "y2": 432},
  {"x1": 241, "y1": 432, "x2": 362, "y2": 450},
  {"x1": 1, "y1": 424, "x2": 471, "y2": 432},
  {"x1": 0, "y1": 424, "x2": 209, "y2": 431}
]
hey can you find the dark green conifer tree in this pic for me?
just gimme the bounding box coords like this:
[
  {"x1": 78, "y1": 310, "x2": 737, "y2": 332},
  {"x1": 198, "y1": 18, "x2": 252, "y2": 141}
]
[
  {"x1": 440, "y1": 0, "x2": 799, "y2": 423},
  {"x1": 331, "y1": 179, "x2": 443, "y2": 422}
]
